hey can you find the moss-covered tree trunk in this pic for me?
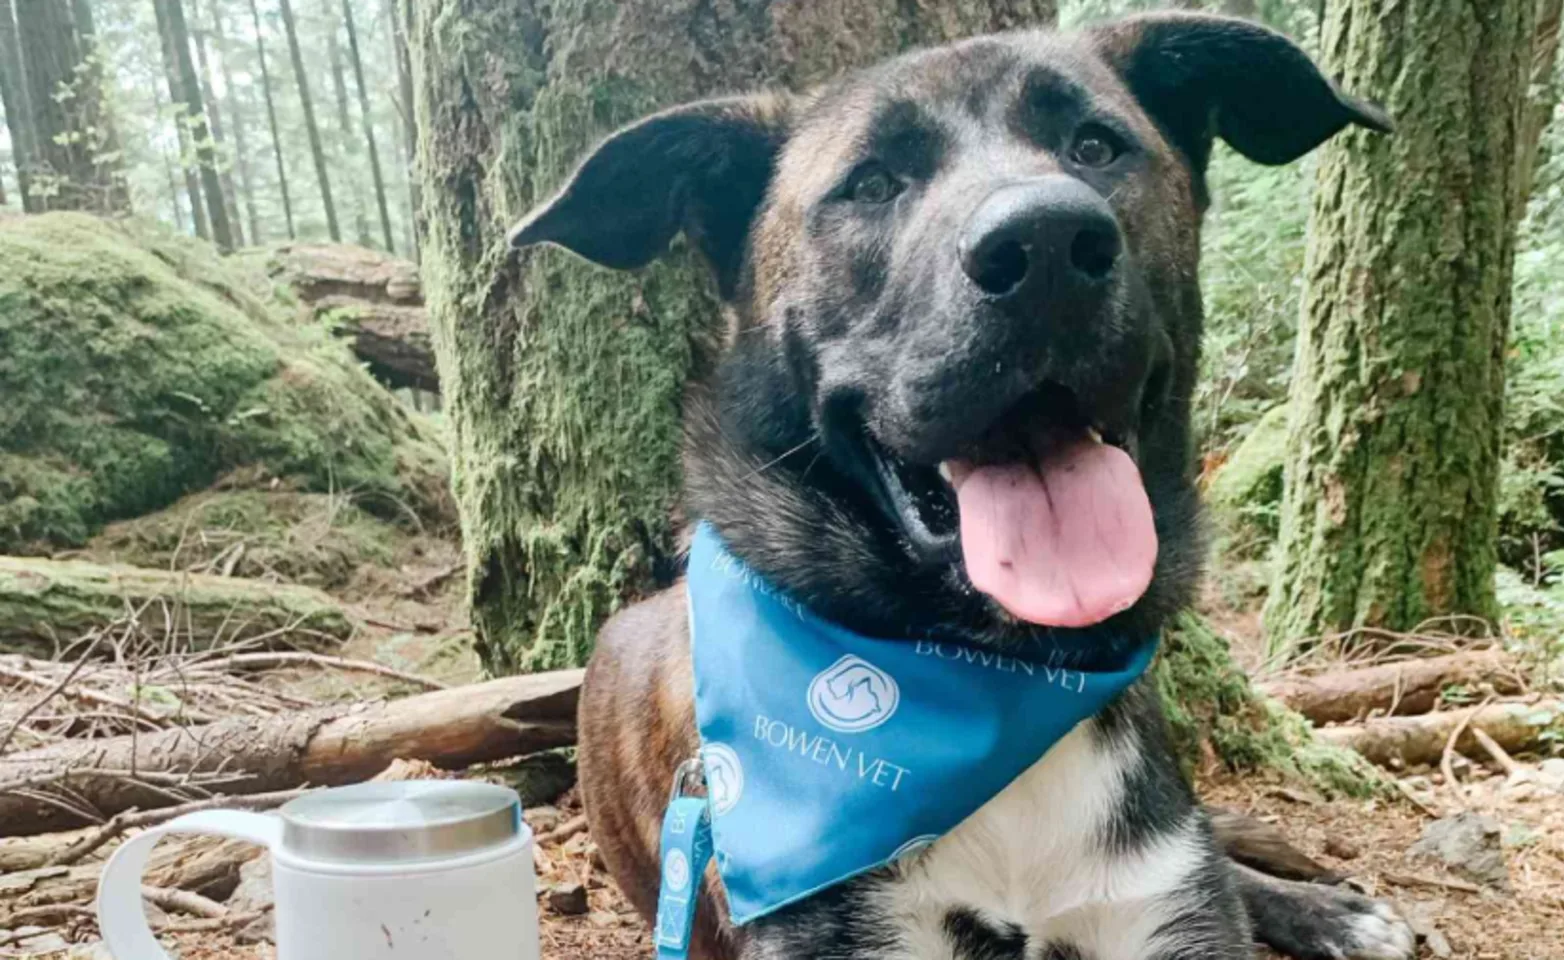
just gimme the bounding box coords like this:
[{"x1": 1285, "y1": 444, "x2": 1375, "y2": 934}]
[
  {"x1": 410, "y1": 0, "x2": 1056, "y2": 673},
  {"x1": 16, "y1": 0, "x2": 125, "y2": 213},
  {"x1": 1266, "y1": 0, "x2": 1537, "y2": 652}
]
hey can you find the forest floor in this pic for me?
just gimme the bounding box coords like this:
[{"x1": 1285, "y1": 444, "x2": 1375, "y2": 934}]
[
  {"x1": 104, "y1": 764, "x2": 1564, "y2": 960},
  {"x1": 3, "y1": 476, "x2": 1561, "y2": 959}
]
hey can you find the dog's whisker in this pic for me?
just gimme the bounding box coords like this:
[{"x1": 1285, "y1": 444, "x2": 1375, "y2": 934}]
[{"x1": 738, "y1": 432, "x2": 821, "y2": 482}]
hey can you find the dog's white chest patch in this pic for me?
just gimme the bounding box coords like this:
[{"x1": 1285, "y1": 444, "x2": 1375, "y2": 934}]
[{"x1": 872, "y1": 722, "x2": 1204, "y2": 960}]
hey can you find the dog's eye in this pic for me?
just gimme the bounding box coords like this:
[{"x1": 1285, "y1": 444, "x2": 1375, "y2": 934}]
[
  {"x1": 845, "y1": 163, "x2": 903, "y2": 205},
  {"x1": 1070, "y1": 125, "x2": 1123, "y2": 168}
]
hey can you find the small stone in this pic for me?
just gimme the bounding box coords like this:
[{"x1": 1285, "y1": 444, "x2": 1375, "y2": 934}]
[
  {"x1": 1324, "y1": 835, "x2": 1361, "y2": 860},
  {"x1": 226, "y1": 854, "x2": 275, "y2": 914},
  {"x1": 1537, "y1": 758, "x2": 1564, "y2": 790},
  {"x1": 19, "y1": 932, "x2": 70, "y2": 952},
  {"x1": 235, "y1": 912, "x2": 277, "y2": 945},
  {"x1": 525, "y1": 805, "x2": 564, "y2": 835},
  {"x1": 1407, "y1": 812, "x2": 1509, "y2": 887},
  {"x1": 1448, "y1": 754, "x2": 1473, "y2": 781},
  {"x1": 1425, "y1": 930, "x2": 1454, "y2": 958},
  {"x1": 1504, "y1": 781, "x2": 1538, "y2": 802},
  {"x1": 546, "y1": 881, "x2": 589, "y2": 915}
]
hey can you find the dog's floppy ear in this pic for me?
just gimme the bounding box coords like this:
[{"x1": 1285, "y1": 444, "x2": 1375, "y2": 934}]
[
  {"x1": 1094, "y1": 12, "x2": 1391, "y2": 171},
  {"x1": 507, "y1": 93, "x2": 792, "y2": 298}
]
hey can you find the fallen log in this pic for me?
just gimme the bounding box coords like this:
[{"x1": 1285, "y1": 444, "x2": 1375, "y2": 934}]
[
  {"x1": 1314, "y1": 698, "x2": 1564, "y2": 768},
  {"x1": 1257, "y1": 649, "x2": 1522, "y2": 724},
  {"x1": 315, "y1": 296, "x2": 438, "y2": 393},
  {"x1": 0, "y1": 557, "x2": 355, "y2": 656},
  {"x1": 268, "y1": 243, "x2": 422, "y2": 305},
  {"x1": 0, "y1": 670, "x2": 583, "y2": 836}
]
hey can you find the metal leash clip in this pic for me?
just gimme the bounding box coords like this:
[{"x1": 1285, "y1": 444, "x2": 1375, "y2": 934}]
[{"x1": 668, "y1": 755, "x2": 707, "y2": 806}]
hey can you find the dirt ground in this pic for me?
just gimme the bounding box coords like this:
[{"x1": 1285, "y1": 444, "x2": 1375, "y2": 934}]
[{"x1": 44, "y1": 767, "x2": 1556, "y2": 960}]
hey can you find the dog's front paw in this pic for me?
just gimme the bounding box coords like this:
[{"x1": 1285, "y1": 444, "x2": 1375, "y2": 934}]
[
  {"x1": 1330, "y1": 897, "x2": 1416, "y2": 960},
  {"x1": 1237, "y1": 866, "x2": 1415, "y2": 960}
]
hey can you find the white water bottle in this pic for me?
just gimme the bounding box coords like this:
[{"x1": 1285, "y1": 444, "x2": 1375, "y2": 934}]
[{"x1": 96, "y1": 780, "x2": 542, "y2": 960}]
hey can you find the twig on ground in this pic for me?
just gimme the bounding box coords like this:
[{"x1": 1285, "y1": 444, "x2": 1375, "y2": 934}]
[
  {"x1": 199, "y1": 651, "x2": 446, "y2": 690},
  {"x1": 1382, "y1": 871, "x2": 1481, "y2": 894},
  {"x1": 540, "y1": 814, "x2": 589, "y2": 846},
  {"x1": 142, "y1": 883, "x2": 228, "y2": 919},
  {"x1": 0, "y1": 631, "x2": 109, "y2": 756},
  {"x1": 1393, "y1": 779, "x2": 1442, "y2": 819},
  {"x1": 49, "y1": 787, "x2": 310, "y2": 866},
  {"x1": 155, "y1": 909, "x2": 267, "y2": 934},
  {"x1": 1440, "y1": 695, "x2": 1493, "y2": 798},
  {"x1": 1468, "y1": 725, "x2": 1522, "y2": 777}
]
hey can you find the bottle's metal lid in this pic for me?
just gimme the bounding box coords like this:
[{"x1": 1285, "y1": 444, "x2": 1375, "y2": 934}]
[{"x1": 279, "y1": 780, "x2": 523, "y2": 865}]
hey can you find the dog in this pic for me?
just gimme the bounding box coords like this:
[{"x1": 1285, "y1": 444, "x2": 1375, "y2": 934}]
[{"x1": 510, "y1": 12, "x2": 1415, "y2": 960}]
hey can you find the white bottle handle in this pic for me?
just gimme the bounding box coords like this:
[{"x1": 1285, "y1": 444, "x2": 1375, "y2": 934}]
[{"x1": 96, "y1": 809, "x2": 282, "y2": 960}]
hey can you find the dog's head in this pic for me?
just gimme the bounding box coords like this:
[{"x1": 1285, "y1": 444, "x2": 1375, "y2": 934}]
[{"x1": 510, "y1": 13, "x2": 1389, "y2": 644}]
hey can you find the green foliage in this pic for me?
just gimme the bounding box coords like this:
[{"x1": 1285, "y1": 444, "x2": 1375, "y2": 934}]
[
  {"x1": 0, "y1": 213, "x2": 449, "y2": 554},
  {"x1": 1205, "y1": 404, "x2": 1289, "y2": 552},
  {"x1": 1196, "y1": 152, "x2": 1312, "y2": 456}
]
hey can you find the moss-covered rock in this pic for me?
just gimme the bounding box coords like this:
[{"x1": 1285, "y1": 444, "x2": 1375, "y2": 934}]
[
  {"x1": 85, "y1": 490, "x2": 400, "y2": 591},
  {"x1": 1206, "y1": 404, "x2": 1289, "y2": 551},
  {"x1": 0, "y1": 214, "x2": 452, "y2": 554}
]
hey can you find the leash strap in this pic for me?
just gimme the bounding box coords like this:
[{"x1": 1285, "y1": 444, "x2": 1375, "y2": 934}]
[{"x1": 655, "y1": 768, "x2": 715, "y2": 960}]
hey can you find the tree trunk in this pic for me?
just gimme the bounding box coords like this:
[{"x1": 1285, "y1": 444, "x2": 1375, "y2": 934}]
[
  {"x1": 69, "y1": 0, "x2": 131, "y2": 212},
  {"x1": 162, "y1": 0, "x2": 235, "y2": 251},
  {"x1": 152, "y1": 81, "x2": 188, "y2": 230},
  {"x1": 188, "y1": 0, "x2": 243, "y2": 247},
  {"x1": 1266, "y1": 0, "x2": 1539, "y2": 653},
  {"x1": 278, "y1": 0, "x2": 339, "y2": 241},
  {"x1": 0, "y1": 0, "x2": 36, "y2": 212},
  {"x1": 15, "y1": 0, "x2": 121, "y2": 212},
  {"x1": 409, "y1": 0, "x2": 1057, "y2": 673},
  {"x1": 247, "y1": 0, "x2": 293, "y2": 238},
  {"x1": 1517, "y1": 0, "x2": 1563, "y2": 207},
  {"x1": 154, "y1": 0, "x2": 209, "y2": 239},
  {"x1": 323, "y1": 4, "x2": 370, "y2": 246},
  {"x1": 343, "y1": 0, "x2": 395, "y2": 253},
  {"x1": 210, "y1": 0, "x2": 262, "y2": 244},
  {"x1": 386, "y1": 0, "x2": 419, "y2": 259}
]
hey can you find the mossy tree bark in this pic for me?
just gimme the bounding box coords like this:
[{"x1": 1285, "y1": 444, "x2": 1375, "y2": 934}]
[
  {"x1": 15, "y1": 0, "x2": 126, "y2": 213},
  {"x1": 410, "y1": 0, "x2": 1056, "y2": 673},
  {"x1": 1266, "y1": 0, "x2": 1538, "y2": 653}
]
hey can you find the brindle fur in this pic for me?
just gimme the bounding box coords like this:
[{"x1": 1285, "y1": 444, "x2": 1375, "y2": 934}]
[{"x1": 516, "y1": 13, "x2": 1408, "y2": 960}]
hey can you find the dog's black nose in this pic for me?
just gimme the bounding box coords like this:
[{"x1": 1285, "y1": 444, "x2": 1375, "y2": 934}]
[{"x1": 958, "y1": 176, "x2": 1121, "y2": 300}]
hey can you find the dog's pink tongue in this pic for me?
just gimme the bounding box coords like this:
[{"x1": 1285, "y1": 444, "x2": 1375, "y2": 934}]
[{"x1": 954, "y1": 440, "x2": 1157, "y2": 627}]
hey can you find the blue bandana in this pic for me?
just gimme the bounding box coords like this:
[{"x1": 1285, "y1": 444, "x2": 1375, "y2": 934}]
[{"x1": 654, "y1": 523, "x2": 1157, "y2": 952}]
